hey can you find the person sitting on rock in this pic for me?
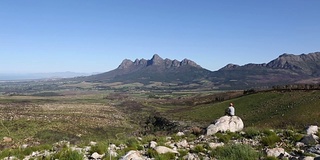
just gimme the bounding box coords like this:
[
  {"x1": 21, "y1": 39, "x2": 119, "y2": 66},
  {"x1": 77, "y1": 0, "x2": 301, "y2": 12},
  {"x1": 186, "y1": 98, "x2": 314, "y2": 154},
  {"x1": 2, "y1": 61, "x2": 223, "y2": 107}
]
[{"x1": 225, "y1": 102, "x2": 235, "y2": 116}]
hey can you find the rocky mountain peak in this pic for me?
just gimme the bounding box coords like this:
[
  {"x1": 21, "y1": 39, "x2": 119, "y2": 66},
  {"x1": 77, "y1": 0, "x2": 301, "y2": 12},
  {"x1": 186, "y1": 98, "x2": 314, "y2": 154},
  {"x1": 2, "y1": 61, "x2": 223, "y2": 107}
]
[
  {"x1": 134, "y1": 58, "x2": 148, "y2": 66},
  {"x1": 219, "y1": 63, "x2": 240, "y2": 70},
  {"x1": 180, "y1": 59, "x2": 201, "y2": 68},
  {"x1": 149, "y1": 54, "x2": 164, "y2": 65},
  {"x1": 118, "y1": 54, "x2": 202, "y2": 69},
  {"x1": 118, "y1": 59, "x2": 134, "y2": 69},
  {"x1": 266, "y1": 52, "x2": 320, "y2": 71}
]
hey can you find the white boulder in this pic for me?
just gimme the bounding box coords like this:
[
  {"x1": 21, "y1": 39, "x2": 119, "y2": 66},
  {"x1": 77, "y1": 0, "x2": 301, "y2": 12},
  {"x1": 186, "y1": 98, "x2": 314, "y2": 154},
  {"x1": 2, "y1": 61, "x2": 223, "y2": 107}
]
[
  {"x1": 206, "y1": 116, "x2": 244, "y2": 136},
  {"x1": 307, "y1": 125, "x2": 319, "y2": 135},
  {"x1": 183, "y1": 153, "x2": 200, "y2": 160}
]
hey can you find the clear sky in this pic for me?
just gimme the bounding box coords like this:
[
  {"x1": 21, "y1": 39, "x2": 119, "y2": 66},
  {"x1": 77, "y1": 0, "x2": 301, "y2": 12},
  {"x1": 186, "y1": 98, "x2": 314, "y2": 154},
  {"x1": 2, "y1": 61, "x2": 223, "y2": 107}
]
[{"x1": 1, "y1": 0, "x2": 319, "y2": 73}]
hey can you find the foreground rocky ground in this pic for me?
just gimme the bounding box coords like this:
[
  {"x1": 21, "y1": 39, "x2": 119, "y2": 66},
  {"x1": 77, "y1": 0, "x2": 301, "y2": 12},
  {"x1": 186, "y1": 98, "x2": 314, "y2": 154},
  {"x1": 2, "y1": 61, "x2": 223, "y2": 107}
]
[{"x1": 2, "y1": 116, "x2": 320, "y2": 160}]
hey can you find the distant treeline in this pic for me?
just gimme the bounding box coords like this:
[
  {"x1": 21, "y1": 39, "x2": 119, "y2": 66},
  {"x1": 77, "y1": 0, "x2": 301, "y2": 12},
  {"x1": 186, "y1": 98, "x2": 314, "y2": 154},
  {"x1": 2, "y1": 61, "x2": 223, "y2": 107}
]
[
  {"x1": 272, "y1": 84, "x2": 320, "y2": 90},
  {"x1": 243, "y1": 83, "x2": 320, "y2": 95}
]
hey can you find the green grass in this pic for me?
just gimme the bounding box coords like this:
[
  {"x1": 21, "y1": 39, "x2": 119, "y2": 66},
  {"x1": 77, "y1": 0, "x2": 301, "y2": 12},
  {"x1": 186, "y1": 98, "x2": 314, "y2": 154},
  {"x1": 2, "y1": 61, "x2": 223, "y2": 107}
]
[
  {"x1": 261, "y1": 133, "x2": 280, "y2": 147},
  {"x1": 243, "y1": 127, "x2": 261, "y2": 139},
  {"x1": 165, "y1": 90, "x2": 320, "y2": 130},
  {"x1": 146, "y1": 149, "x2": 176, "y2": 160},
  {"x1": 210, "y1": 144, "x2": 261, "y2": 160}
]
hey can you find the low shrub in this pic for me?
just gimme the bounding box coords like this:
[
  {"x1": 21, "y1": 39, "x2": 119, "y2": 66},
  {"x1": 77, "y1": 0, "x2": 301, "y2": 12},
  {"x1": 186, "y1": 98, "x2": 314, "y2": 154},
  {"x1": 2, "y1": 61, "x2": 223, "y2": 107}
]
[
  {"x1": 261, "y1": 134, "x2": 281, "y2": 147},
  {"x1": 178, "y1": 149, "x2": 188, "y2": 157},
  {"x1": 210, "y1": 144, "x2": 261, "y2": 160},
  {"x1": 263, "y1": 129, "x2": 275, "y2": 136},
  {"x1": 185, "y1": 133, "x2": 197, "y2": 142},
  {"x1": 147, "y1": 148, "x2": 176, "y2": 160},
  {"x1": 89, "y1": 142, "x2": 108, "y2": 154},
  {"x1": 51, "y1": 148, "x2": 84, "y2": 160},
  {"x1": 155, "y1": 153, "x2": 176, "y2": 160},
  {"x1": 146, "y1": 148, "x2": 158, "y2": 158},
  {"x1": 283, "y1": 130, "x2": 304, "y2": 142},
  {"x1": 215, "y1": 133, "x2": 231, "y2": 143},
  {"x1": 190, "y1": 126, "x2": 203, "y2": 136},
  {"x1": 191, "y1": 145, "x2": 205, "y2": 153},
  {"x1": 171, "y1": 134, "x2": 184, "y2": 142},
  {"x1": 126, "y1": 138, "x2": 139, "y2": 150},
  {"x1": 244, "y1": 127, "x2": 260, "y2": 139}
]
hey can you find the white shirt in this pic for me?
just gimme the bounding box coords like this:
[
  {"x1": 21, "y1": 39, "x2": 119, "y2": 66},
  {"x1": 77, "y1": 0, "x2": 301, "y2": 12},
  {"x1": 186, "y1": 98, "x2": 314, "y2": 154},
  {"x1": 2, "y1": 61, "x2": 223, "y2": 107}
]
[{"x1": 228, "y1": 106, "x2": 235, "y2": 116}]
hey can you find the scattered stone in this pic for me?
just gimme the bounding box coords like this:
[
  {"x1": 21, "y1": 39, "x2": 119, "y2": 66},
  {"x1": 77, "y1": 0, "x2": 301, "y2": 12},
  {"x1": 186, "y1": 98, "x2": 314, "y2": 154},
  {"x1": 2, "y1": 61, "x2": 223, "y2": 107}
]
[
  {"x1": 266, "y1": 148, "x2": 286, "y2": 158},
  {"x1": 119, "y1": 144, "x2": 127, "y2": 150},
  {"x1": 176, "y1": 132, "x2": 185, "y2": 136},
  {"x1": 176, "y1": 139, "x2": 189, "y2": 148},
  {"x1": 3, "y1": 156, "x2": 17, "y2": 160},
  {"x1": 208, "y1": 142, "x2": 224, "y2": 149},
  {"x1": 308, "y1": 144, "x2": 320, "y2": 155},
  {"x1": 296, "y1": 142, "x2": 306, "y2": 148},
  {"x1": 3, "y1": 137, "x2": 13, "y2": 143},
  {"x1": 206, "y1": 116, "x2": 244, "y2": 136},
  {"x1": 154, "y1": 146, "x2": 179, "y2": 154},
  {"x1": 109, "y1": 150, "x2": 118, "y2": 157},
  {"x1": 90, "y1": 152, "x2": 104, "y2": 159},
  {"x1": 183, "y1": 152, "x2": 200, "y2": 160},
  {"x1": 303, "y1": 156, "x2": 315, "y2": 160},
  {"x1": 149, "y1": 141, "x2": 157, "y2": 148},
  {"x1": 54, "y1": 140, "x2": 70, "y2": 148},
  {"x1": 89, "y1": 141, "x2": 97, "y2": 146},
  {"x1": 71, "y1": 146, "x2": 83, "y2": 153},
  {"x1": 109, "y1": 143, "x2": 117, "y2": 150},
  {"x1": 31, "y1": 151, "x2": 40, "y2": 157},
  {"x1": 21, "y1": 144, "x2": 28, "y2": 149},
  {"x1": 120, "y1": 150, "x2": 145, "y2": 160}
]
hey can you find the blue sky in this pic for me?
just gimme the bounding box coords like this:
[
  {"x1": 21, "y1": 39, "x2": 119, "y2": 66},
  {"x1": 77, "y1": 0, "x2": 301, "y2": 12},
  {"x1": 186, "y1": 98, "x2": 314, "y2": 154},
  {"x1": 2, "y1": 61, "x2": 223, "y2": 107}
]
[{"x1": 0, "y1": 0, "x2": 319, "y2": 73}]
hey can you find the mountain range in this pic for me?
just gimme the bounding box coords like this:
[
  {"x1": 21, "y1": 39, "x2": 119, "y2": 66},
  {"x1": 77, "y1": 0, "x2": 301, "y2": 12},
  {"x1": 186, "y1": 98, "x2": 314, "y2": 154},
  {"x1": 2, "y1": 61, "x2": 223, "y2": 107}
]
[{"x1": 79, "y1": 52, "x2": 320, "y2": 89}]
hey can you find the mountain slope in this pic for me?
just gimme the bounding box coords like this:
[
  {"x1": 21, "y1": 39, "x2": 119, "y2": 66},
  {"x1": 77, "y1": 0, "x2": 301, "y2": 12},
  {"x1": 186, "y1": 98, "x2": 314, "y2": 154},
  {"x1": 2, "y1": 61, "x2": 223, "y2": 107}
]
[
  {"x1": 83, "y1": 54, "x2": 212, "y2": 84},
  {"x1": 214, "y1": 52, "x2": 320, "y2": 88},
  {"x1": 266, "y1": 52, "x2": 320, "y2": 76}
]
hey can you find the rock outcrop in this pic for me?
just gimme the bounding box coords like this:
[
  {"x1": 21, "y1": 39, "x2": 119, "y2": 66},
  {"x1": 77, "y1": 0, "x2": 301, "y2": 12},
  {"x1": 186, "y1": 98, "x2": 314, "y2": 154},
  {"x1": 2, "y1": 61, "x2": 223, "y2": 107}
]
[
  {"x1": 206, "y1": 115, "x2": 244, "y2": 136},
  {"x1": 117, "y1": 54, "x2": 201, "y2": 69}
]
